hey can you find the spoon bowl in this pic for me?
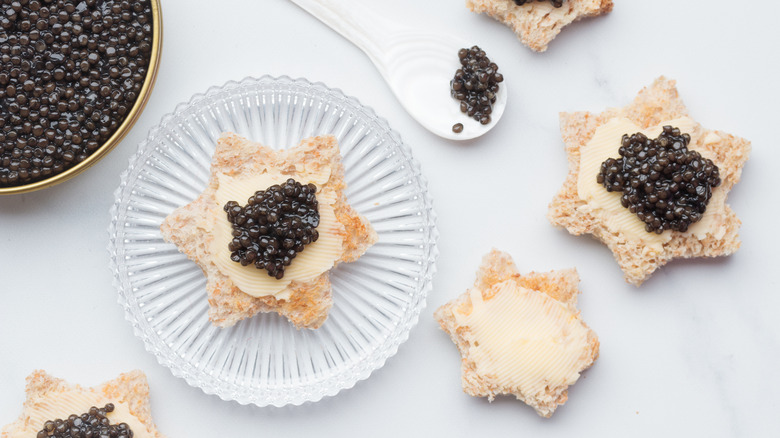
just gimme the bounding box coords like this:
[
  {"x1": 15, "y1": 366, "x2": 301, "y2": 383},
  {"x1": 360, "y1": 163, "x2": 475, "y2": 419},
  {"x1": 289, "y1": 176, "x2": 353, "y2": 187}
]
[{"x1": 290, "y1": 0, "x2": 507, "y2": 140}]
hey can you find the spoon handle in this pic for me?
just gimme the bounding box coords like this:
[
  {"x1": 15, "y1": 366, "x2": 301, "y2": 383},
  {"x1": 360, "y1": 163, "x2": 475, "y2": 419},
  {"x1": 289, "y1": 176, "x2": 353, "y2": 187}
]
[{"x1": 289, "y1": 0, "x2": 395, "y2": 73}]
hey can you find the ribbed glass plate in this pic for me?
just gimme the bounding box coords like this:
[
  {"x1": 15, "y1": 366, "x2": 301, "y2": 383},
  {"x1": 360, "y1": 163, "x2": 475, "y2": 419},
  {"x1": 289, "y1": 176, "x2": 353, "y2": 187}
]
[{"x1": 108, "y1": 76, "x2": 438, "y2": 407}]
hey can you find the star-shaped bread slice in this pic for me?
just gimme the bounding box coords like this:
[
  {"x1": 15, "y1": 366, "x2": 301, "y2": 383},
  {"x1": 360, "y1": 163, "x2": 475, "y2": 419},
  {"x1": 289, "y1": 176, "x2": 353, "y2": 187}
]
[
  {"x1": 2, "y1": 370, "x2": 164, "y2": 438},
  {"x1": 161, "y1": 133, "x2": 377, "y2": 329},
  {"x1": 435, "y1": 249, "x2": 599, "y2": 418},
  {"x1": 466, "y1": 0, "x2": 613, "y2": 52},
  {"x1": 548, "y1": 77, "x2": 751, "y2": 286}
]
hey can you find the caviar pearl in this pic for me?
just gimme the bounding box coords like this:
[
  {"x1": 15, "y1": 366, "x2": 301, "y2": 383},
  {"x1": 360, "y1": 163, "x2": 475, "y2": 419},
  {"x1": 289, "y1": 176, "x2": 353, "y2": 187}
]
[
  {"x1": 224, "y1": 179, "x2": 320, "y2": 279},
  {"x1": 597, "y1": 126, "x2": 721, "y2": 234}
]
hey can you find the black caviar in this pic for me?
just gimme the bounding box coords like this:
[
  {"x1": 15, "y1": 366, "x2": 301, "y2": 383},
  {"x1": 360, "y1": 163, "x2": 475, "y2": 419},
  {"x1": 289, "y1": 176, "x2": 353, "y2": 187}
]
[
  {"x1": 450, "y1": 45, "x2": 502, "y2": 130},
  {"x1": 513, "y1": 0, "x2": 564, "y2": 7},
  {"x1": 224, "y1": 178, "x2": 320, "y2": 279},
  {"x1": 0, "y1": 0, "x2": 154, "y2": 187},
  {"x1": 597, "y1": 126, "x2": 721, "y2": 234},
  {"x1": 37, "y1": 403, "x2": 133, "y2": 438}
]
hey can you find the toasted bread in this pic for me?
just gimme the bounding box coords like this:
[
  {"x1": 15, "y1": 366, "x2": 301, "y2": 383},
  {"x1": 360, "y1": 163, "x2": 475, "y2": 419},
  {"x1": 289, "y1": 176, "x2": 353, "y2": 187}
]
[
  {"x1": 435, "y1": 249, "x2": 599, "y2": 417},
  {"x1": 1, "y1": 370, "x2": 164, "y2": 438},
  {"x1": 161, "y1": 134, "x2": 377, "y2": 328},
  {"x1": 547, "y1": 77, "x2": 750, "y2": 285},
  {"x1": 466, "y1": 0, "x2": 613, "y2": 52}
]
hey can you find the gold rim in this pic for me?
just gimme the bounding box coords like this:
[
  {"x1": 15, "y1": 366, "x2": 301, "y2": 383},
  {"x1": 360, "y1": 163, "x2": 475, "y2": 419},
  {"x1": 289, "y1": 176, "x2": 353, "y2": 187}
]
[{"x1": 0, "y1": 0, "x2": 164, "y2": 195}]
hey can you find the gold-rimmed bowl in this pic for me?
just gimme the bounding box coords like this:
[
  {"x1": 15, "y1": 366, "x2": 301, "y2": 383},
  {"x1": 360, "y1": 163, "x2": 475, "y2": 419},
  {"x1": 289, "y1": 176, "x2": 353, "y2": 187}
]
[{"x1": 0, "y1": 0, "x2": 163, "y2": 195}]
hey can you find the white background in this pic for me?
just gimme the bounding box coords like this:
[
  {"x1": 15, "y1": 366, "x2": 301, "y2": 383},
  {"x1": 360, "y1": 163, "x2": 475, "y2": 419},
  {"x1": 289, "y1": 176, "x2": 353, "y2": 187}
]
[{"x1": 2, "y1": 1, "x2": 779, "y2": 436}]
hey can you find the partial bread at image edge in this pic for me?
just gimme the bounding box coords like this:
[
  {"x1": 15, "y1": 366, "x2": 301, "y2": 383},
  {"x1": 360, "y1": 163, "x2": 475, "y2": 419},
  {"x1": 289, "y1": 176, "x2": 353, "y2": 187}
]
[
  {"x1": 466, "y1": 0, "x2": 613, "y2": 52},
  {"x1": 434, "y1": 249, "x2": 599, "y2": 417},
  {"x1": 1, "y1": 370, "x2": 164, "y2": 438}
]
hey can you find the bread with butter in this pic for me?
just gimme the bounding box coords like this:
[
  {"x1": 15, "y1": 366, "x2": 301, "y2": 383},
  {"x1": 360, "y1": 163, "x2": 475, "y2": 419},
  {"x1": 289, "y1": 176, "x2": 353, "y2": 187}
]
[
  {"x1": 466, "y1": 0, "x2": 613, "y2": 52},
  {"x1": 1, "y1": 370, "x2": 164, "y2": 438},
  {"x1": 160, "y1": 133, "x2": 377, "y2": 329},
  {"x1": 547, "y1": 77, "x2": 750, "y2": 285},
  {"x1": 434, "y1": 249, "x2": 599, "y2": 417}
]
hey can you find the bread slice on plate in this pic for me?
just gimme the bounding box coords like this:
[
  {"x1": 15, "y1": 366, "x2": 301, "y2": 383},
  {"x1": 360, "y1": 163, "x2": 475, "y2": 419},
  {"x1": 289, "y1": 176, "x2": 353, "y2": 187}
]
[
  {"x1": 435, "y1": 249, "x2": 599, "y2": 417},
  {"x1": 161, "y1": 133, "x2": 377, "y2": 329},
  {"x1": 2, "y1": 370, "x2": 164, "y2": 438},
  {"x1": 466, "y1": 0, "x2": 613, "y2": 52},
  {"x1": 548, "y1": 77, "x2": 751, "y2": 285}
]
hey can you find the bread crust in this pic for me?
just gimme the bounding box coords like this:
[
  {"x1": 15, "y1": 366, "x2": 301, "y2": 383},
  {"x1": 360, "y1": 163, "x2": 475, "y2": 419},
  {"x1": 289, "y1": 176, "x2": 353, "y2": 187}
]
[
  {"x1": 160, "y1": 134, "x2": 377, "y2": 328},
  {"x1": 434, "y1": 249, "x2": 599, "y2": 417},
  {"x1": 1, "y1": 370, "x2": 164, "y2": 438},
  {"x1": 466, "y1": 0, "x2": 613, "y2": 52},
  {"x1": 547, "y1": 77, "x2": 751, "y2": 285}
]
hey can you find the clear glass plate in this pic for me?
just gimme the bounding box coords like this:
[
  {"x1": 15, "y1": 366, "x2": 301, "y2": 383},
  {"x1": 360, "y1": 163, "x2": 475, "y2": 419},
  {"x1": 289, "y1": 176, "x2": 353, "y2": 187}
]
[{"x1": 108, "y1": 76, "x2": 438, "y2": 407}]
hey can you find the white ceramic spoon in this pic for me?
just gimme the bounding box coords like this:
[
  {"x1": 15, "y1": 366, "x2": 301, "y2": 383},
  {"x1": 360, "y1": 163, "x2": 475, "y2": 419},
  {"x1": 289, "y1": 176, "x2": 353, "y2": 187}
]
[{"x1": 290, "y1": 0, "x2": 507, "y2": 140}]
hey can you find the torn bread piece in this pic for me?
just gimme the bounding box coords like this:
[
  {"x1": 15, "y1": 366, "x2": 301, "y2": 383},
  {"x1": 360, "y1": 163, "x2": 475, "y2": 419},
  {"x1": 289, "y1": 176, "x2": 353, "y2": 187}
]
[
  {"x1": 435, "y1": 249, "x2": 599, "y2": 417},
  {"x1": 161, "y1": 133, "x2": 377, "y2": 329},
  {"x1": 548, "y1": 77, "x2": 750, "y2": 285},
  {"x1": 1, "y1": 370, "x2": 164, "y2": 438},
  {"x1": 466, "y1": 0, "x2": 613, "y2": 52}
]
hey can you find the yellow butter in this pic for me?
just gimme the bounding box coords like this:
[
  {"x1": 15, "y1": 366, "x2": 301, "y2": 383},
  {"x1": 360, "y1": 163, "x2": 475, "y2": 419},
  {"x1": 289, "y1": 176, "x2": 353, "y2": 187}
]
[
  {"x1": 212, "y1": 170, "x2": 344, "y2": 299},
  {"x1": 453, "y1": 280, "x2": 591, "y2": 398}
]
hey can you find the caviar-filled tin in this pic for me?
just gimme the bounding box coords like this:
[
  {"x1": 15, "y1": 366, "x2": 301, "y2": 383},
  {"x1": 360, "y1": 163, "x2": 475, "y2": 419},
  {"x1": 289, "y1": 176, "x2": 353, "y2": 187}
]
[{"x1": 0, "y1": 0, "x2": 162, "y2": 195}]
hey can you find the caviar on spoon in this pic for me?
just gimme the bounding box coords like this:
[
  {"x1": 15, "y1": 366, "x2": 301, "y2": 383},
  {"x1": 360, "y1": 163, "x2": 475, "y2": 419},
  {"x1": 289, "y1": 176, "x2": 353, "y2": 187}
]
[{"x1": 290, "y1": 0, "x2": 508, "y2": 140}]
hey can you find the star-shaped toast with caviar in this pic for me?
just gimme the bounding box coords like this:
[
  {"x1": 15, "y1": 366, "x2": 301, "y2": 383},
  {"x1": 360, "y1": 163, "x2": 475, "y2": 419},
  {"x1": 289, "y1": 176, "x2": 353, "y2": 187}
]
[
  {"x1": 1, "y1": 370, "x2": 164, "y2": 438},
  {"x1": 435, "y1": 249, "x2": 599, "y2": 417},
  {"x1": 466, "y1": 0, "x2": 613, "y2": 52},
  {"x1": 161, "y1": 133, "x2": 377, "y2": 329},
  {"x1": 548, "y1": 77, "x2": 750, "y2": 285}
]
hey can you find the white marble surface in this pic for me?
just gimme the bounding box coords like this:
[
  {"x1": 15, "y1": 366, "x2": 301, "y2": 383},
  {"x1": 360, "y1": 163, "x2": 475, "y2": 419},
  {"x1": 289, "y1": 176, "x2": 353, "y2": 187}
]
[{"x1": 1, "y1": 1, "x2": 779, "y2": 436}]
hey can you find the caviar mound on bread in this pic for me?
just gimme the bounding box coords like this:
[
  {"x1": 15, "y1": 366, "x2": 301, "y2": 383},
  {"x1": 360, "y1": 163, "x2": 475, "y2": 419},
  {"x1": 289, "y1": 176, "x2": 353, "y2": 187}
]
[
  {"x1": 435, "y1": 249, "x2": 599, "y2": 417},
  {"x1": 547, "y1": 77, "x2": 750, "y2": 285},
  {"x1": 161, "y1": 133, "x2": 377, "y2": 329},
  {"x1": 1, "y1": 370, "x2": 165, "y2": 438},
  {"x1": 465, "y1": 0, "x2": 613, "y2": 52}
]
